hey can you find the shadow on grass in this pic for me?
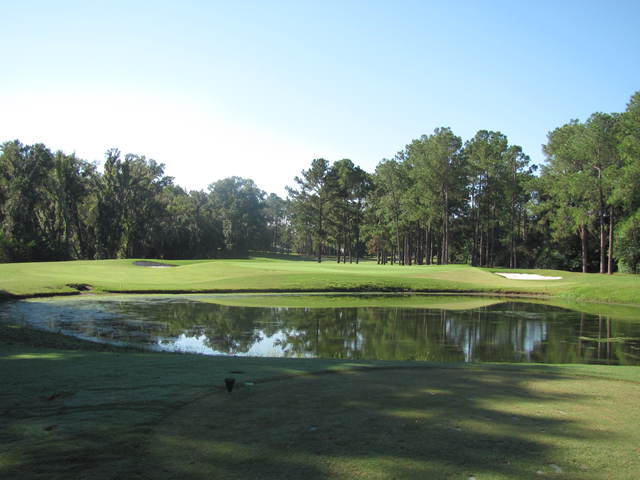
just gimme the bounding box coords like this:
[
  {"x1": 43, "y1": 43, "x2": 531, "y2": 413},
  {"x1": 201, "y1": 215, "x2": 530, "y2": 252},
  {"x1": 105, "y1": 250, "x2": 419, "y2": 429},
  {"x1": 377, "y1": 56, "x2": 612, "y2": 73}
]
[
  {"x1": 2, "y1": 299, "x2": 639, "y2": 479},
  {"x1": 1, "y1": 352, "x2": 638, "y2": 480},
  {"x1": 249, "y1": 251, "x2": 322, "y2": 262},
  {"x1": 0, "y1": 289, "x2": 16, "y2": 301},
  {"x1": 143, "y1": 366, "x2": 633, "y2": 480},
  {"x1": 0, "y1": 335, "x2": 370, "y2": 480},
  {"x1": 0, "y1": 345, "x2": 205, "y2": 480}
]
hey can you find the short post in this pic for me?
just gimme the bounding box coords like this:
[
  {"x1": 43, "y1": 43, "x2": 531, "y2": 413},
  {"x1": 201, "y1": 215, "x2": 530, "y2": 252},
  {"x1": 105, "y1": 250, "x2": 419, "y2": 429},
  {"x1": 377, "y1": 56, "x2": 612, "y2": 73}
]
[{"x1": 224, "y1": 377, "x2": 236, "y2": 393}]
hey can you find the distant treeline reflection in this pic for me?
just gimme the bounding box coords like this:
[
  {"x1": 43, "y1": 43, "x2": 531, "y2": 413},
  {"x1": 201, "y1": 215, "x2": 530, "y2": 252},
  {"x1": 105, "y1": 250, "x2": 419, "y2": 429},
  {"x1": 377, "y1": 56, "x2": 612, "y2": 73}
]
[{"x1": 93, "y1": 300, "x2": 640, "y2": 365}]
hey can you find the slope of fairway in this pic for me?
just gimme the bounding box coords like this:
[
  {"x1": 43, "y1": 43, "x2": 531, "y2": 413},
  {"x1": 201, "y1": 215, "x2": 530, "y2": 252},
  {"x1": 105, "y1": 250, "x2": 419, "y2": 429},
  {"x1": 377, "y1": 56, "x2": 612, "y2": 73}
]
[{"x1": 1, "y1": 256, "x2": 639, "y2": 305}]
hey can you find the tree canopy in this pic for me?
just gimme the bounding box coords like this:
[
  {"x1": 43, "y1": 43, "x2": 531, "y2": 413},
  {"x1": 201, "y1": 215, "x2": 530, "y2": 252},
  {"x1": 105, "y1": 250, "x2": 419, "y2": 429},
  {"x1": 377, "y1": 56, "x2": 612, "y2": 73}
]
[{"x1": 2, "y1": 90, "x2": 639, "y2": 273}]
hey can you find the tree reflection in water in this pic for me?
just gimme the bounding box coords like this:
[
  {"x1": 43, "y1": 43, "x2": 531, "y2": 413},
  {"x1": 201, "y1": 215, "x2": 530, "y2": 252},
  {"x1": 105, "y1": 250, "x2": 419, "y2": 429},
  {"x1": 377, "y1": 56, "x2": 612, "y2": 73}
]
[{"x1": 2, "y1": 297, "x2": 639, "y2": 364}]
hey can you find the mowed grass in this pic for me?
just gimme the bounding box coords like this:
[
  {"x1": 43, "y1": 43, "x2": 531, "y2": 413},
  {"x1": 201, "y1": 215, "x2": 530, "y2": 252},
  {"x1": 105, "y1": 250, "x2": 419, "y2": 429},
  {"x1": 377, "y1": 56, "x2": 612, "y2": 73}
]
[
  {"x1": 1, "y1": 256, "x2": 639, "y2": 304},
  {"x1": 1, "y1": 326, "x2": 639, "y2": 480},
  {"x1": 148, "y1": 367, "x2": 640, "y2": 480},
  {"x1": 197, "y1": 293, "x2": 505, "y2": 310},
  {"x1": 0, "y1": 325, "x2": 361, "y2": 480}
]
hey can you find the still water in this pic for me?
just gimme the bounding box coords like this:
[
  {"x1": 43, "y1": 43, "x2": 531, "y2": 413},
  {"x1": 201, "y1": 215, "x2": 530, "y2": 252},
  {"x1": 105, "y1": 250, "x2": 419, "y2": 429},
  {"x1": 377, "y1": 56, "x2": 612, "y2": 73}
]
[{"x1": 1, "y1": 294, "x2": 639, "y2": 364}]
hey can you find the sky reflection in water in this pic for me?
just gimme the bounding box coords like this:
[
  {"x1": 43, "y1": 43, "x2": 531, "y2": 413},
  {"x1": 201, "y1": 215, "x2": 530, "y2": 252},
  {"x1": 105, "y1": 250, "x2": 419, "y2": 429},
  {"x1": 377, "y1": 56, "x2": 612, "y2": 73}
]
[{"x1": 1, "y1": 295, "x2": 639, "y2": 365}]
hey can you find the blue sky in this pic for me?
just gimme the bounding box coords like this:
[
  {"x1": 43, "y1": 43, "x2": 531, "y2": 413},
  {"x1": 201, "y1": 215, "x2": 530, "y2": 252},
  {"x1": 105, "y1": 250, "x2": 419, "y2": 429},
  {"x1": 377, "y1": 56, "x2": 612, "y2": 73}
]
[{"x1": 1, "y1": 0, "x2": 639, "y2": 195}]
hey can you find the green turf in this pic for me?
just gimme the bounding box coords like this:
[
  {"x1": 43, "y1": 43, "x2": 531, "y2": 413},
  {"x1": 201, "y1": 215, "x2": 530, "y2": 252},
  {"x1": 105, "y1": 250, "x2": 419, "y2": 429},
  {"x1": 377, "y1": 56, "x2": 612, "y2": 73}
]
[
  {"x1": 3, "y1": 257, "x2": 639, "y2": 478},
  {"x1": 195, "y1": 293, "x2": 640, "y2": 322},
  {"x1": 148, "y1": 367, "x2": 640, "y2": 480},
  {"x1": 1, "y1": 326, "x2": 639, "y2": 480},
  {"x1": 1, "y1": 256, "x2": 639, "y2": 305},
  {"x1": 195, "y1": 292, "x2": 505, "y2": 310}
]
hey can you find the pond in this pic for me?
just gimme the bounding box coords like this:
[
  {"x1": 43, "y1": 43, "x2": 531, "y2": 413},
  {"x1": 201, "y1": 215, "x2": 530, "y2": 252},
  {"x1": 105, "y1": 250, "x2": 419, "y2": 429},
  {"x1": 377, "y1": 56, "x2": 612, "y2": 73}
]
[{"x1": 1, "y1": 294, "x2": 639, "y2": 365}]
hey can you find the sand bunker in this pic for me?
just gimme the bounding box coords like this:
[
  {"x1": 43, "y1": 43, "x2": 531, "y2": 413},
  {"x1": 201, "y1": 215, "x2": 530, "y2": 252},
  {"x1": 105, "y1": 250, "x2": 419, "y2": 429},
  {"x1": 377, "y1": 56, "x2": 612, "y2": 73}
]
[
  {"x1": 495, "y1": 272, "x2": 562, "y2": 280},
  {"x1": 133, "y1": 261, "x2": 177, "y2": 268}
]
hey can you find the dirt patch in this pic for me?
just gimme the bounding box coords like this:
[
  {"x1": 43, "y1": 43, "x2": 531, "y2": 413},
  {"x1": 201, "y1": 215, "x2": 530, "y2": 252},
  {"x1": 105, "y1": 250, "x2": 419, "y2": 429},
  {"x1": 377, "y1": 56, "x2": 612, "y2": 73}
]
[{"x1": 133, "y1": 261, "x2": 177, "y2": 268}]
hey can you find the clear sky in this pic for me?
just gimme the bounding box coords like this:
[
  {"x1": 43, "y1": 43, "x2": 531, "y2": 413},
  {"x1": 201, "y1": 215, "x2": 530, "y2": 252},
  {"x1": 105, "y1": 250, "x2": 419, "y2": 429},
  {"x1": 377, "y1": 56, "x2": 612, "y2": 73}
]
[{"x1": 1, "y1": 0, "x2": 639, "y2": 196}]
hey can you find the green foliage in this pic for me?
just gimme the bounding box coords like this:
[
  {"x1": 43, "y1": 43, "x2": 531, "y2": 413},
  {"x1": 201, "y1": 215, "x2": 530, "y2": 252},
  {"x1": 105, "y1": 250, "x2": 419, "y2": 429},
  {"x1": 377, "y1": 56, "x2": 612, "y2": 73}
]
[
  {"x1": 95, "y1": 149, "x2": 172, "y2": 258},
  {"x1": 0, "y1": 140, "x2": 95, "y2": 261},
  {"x1": 0, "y1": 231, "x2": 33, "y2": 263},
  {"x1": 464, "y1": 131, "x2": 534, "y2": 268},
  {"x1": 615, "y1": 209, "x2": 640, "y2": 273},
  {"x1": 1, "y1": 90, "x2": 639, "y2": 273},
  {"x1": 287, "y1": 158, "x2": 371, "y2": 263},
  {"x1": 370, "y1": 157, "x2": 410, "y2": 263},
  {"x1": 208, "y1": 176, "x2": 268, "y2": 254},
  {"x1": 615, "y1": 92, "x2": 640, "y2": 211},
  {"x1": 264, "y1": 193, "x2": 292, "y2": 253}
]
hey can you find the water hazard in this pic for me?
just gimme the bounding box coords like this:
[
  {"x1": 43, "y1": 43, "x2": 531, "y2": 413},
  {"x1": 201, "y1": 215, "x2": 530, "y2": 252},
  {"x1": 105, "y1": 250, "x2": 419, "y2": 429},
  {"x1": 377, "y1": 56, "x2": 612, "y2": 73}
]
[{"x1": 1, "y1": 294, "x2": 639, "y2": 364}]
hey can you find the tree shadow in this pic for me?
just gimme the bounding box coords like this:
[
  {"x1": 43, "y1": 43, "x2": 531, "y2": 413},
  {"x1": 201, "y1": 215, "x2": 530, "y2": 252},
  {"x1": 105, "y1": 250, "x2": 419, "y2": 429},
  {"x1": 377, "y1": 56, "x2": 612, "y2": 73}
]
[
  {"x1": 249, "y1": 251, "x2": 319, "y2": 262},
  {"x1": 142, "y1": 365, "x2": 633, "y2": 479},
  {"x1": 0, "y1": 289, "x2": 15, "y2": 301},
  {"x1": 2, "y1": 299, "x2": 639, "y2": 478}
]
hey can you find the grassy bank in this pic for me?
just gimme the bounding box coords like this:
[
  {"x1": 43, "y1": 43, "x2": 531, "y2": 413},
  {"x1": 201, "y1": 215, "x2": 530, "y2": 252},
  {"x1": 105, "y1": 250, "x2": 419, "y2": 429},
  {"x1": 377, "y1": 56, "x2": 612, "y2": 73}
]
[
  {"x1": 1, "y1": 325, "x2": 639, "y2": 479},
  {"x1": 1, "y1": 256, "x2": 639, "y2": 305}
]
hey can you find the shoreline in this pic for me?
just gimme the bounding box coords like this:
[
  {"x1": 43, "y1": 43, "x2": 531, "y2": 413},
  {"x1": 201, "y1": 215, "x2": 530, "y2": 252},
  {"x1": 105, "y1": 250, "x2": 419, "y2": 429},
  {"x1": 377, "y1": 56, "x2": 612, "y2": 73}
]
[
  {"x1": 5, "y1": 288, "x2": 640, "y2": 310},
  {"x1": 1, "y1": 287, "x2": 554, "y2": 301}
]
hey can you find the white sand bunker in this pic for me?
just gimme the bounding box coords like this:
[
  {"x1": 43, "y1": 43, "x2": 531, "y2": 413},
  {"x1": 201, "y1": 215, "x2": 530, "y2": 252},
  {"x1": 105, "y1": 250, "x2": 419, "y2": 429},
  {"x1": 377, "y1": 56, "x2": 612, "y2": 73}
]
[{"x1": 495, "y1": 272, "x2": 562, "y2": 281}]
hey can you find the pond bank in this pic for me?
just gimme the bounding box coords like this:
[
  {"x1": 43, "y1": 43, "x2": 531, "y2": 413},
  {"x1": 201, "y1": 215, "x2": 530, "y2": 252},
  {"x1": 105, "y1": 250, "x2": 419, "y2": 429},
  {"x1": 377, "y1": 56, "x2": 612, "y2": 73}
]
[{"x1": 1, "y1": 287, "x2": 554, "y2": 302}]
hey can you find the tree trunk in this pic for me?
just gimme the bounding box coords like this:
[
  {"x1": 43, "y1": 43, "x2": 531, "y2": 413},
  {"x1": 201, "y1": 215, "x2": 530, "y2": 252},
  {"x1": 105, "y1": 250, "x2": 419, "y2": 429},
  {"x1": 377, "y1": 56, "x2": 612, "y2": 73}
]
[
  {"x1": 317, "y1": 202, "x2": 323, "y2": 263},
  {"x1": 73, "y1": 205, "x2": 85, "y2": 258},
  {"x1": 394, "y1": 219, "x2": 401, "y2": 265},
  {"x1": 472, "y1": 208, "x2": 479, "y2": 266},
  {"x1": 510, "y1": 189, "x2": 516, "y2": 269},
  {"x1": 598, "y1": 168, "x2": 605, "y2": 274},
  {"x1": 429, "y1": 232, "x2": 434, "y2": 265},
  {"x1": 442, "y1": 187, "x2": 449, "y2": 265},
  {"x1": 471, "y1": 184, "x2": 478, "y2": 267},
  {"x1": 425, "y1": 226, "x2": 431, "y2": 265},
  {"x1": 354, "y1": 202, "x2": 361, "y2": 264},
  {"x1": 580, "y1": 223, "x2": 588, "y2": 273},
  {"x1": 487, "y1": 205, "x2": 495, "y2": 267},
  {"x1": 599, "y1": 209, "x2": 605, "y2": 274},
  {"x1": 608, "y1": 206, "x2": 614, "y2": 274}
]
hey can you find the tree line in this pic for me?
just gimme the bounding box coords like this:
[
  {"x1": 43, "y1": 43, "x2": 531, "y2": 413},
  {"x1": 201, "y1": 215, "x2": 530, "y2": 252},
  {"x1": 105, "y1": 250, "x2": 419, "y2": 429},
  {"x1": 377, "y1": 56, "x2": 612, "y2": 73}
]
[
  {"x1": 0, "y1": 145, "x2": 284, "y2": 261},
  {"x1": 1, "y1": 91, "x2": 639, "y2": 272}
]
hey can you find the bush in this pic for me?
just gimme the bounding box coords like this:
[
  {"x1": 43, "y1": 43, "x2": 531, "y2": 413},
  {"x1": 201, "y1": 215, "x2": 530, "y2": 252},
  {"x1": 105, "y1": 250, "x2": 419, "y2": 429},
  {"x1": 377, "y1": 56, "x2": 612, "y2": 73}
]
[
  {"x1": 616, "y1": 210, "x2": 640, "y2": 274},
  {"x1": 0, "y1": 232, "x2": 34, "y2": 263}
]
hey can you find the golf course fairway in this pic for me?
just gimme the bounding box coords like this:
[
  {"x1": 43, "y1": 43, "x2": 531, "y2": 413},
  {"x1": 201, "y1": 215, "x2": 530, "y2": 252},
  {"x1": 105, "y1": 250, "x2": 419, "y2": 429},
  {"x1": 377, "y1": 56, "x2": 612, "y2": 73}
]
[
  {"x1": 1, "y1": 256, "x2": 639, "y2": 305},
  {"x1": 1, "y1": 257, "x2": 639, "y2": 478}
]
